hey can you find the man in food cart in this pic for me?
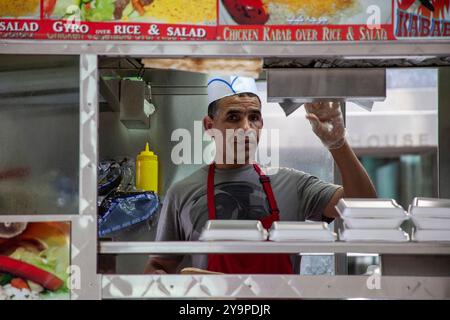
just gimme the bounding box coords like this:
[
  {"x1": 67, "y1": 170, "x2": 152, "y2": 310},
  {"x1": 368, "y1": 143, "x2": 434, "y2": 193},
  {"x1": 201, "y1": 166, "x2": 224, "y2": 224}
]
[{"x1": 145, "y1": 75, "x2": 377, "y2": 274}]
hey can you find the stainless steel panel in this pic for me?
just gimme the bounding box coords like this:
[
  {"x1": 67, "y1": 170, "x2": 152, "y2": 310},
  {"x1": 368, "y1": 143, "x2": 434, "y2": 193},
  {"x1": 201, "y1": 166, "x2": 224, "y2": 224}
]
[
  {"x1": 73, "y1": 54, "x2": 101, "y2": 300},
  {"x1": 100, "y1": 241, "x2": 450, "y2": 255},
  {"x1": 102, "y1": 275, "x2": 450, "y2": 299},
  {"x1": 0, "y1": 67, "x2": 79, "y2": 95},
  {"x1": 1, "y1": 41, "x2": 450, "y2": 58},
  {"x1": 99, "y1": 78, "x2": 120, "y2": 112},
  {"x1": 0, "y1": 93, "x2": 80, "y2": 106},
  {"x1": 0, "y1": 55, "x2": 79, "y2": 215},
  {"x1": 267, "y1": 68, "x2": 386, "y2": 103},
  {"x1": 0, "y1": 214, "x2": 78, "y2": 222},
  {"x1": 119, "y1": 80, "x2": 149, "y2": 129}
]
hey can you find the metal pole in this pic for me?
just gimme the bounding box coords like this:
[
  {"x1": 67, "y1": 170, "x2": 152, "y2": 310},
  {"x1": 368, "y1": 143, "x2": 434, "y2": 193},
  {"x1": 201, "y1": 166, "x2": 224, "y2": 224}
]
[
  {"x1": 71, "y1": 54, "x2": 101, "y2": 300},
  {"x1": 334, "y1": 101, "x2": 348, "y2": 275}
]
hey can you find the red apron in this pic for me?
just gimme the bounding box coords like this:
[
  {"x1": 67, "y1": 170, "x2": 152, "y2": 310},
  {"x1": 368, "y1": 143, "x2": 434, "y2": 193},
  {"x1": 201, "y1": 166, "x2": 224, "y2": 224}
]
[{"x1": 207, "y1": 163, "x2": 294, "y2": 274}]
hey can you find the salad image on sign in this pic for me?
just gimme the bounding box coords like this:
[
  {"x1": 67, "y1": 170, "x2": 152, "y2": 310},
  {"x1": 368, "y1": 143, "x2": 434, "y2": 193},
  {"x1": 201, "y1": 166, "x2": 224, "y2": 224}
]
[
  {"x1": 0, "y1": 222, "x2": 70, "y2": 300},
  {"x1": 44, "y1": 0, "x2": 217, "y2": 25}
]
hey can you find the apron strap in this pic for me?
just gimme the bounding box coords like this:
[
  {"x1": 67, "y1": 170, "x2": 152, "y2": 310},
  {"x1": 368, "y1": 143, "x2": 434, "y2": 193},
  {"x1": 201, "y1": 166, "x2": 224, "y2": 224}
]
[{"x1": 252, "y1": 164, "x2": 280, "y2": 216}]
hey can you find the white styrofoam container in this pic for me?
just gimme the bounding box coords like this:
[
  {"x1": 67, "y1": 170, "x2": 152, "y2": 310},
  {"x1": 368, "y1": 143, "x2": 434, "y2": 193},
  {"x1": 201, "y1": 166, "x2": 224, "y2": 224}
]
[
  {"x1": 412, "y1": 229, "x2": 450, "y2": 242},
  {"x1": 339, "y1": 229, "x2": 410, "y2": 242},
  {"x1": 343, "y1": 217, "x2": 408, "y2": 229},
  {"x1": 199, "y1": 220, "x2": 268, "y2": 241},
  {"x1": 268, "y1": 221, "x2": 336, "y2": 242},
  {"x1": 269, "y1": 230, "x2": 337, "y2": 242},
  {"x1": 409, "y1": 197, "x2": 450, "y2": 218},
  {"x1": 411, "y1": 217, "x2": 450, "y2": 230}
]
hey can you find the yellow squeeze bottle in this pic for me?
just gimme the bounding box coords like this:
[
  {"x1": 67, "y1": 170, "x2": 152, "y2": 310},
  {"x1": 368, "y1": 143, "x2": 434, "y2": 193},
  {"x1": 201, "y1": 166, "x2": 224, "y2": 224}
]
[{"x1": 136, "y1": 143, "x2": 158, "y2": 193}]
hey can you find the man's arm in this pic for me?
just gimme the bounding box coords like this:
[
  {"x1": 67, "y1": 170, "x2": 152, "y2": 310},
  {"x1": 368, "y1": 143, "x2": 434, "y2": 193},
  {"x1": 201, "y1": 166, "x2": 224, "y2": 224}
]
[
  {"x1": 304, "y1": 102, "x2": 377, "y2": 219},
  {"x1": 330, "y1": 140, "x2": 377, "y2": 198},
  {"x1": 323, "y1": 140, "x2": 377, "y2": 218}
]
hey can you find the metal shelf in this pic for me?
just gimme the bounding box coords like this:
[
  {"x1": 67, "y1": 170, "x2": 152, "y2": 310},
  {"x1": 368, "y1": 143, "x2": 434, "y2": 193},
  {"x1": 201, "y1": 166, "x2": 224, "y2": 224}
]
[
  {"x1": 99, "y1": 241, "x2": 450, "y2": 255},
  {"x1": 1, "y1": 40, "x2": 450, "y2": 57}
]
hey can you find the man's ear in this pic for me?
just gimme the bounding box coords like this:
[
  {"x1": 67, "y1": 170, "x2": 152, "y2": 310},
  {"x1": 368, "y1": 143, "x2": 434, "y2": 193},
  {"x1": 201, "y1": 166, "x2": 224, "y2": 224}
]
[{"x1": 203, "y1": 116, "x2": 214, "y2": 137}]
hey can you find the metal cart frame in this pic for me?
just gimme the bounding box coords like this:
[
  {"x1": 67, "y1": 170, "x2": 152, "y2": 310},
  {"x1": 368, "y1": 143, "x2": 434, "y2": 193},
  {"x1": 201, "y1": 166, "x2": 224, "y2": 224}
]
[{"x1": 1, "y1": 39, "x2": 450, "y2": 299}]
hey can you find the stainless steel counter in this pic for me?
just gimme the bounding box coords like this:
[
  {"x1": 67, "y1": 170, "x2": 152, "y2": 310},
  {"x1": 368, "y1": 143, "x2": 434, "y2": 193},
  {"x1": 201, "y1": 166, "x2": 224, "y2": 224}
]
[{"x1": 100, "y1": 241, "x2": 450, "y2": 255}]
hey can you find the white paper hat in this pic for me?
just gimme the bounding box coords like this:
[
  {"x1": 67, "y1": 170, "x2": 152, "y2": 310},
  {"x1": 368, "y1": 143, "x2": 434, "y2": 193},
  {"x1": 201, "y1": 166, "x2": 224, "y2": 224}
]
[{"x1": 207, "y1": 75, "x2": 259, "y2": 105}]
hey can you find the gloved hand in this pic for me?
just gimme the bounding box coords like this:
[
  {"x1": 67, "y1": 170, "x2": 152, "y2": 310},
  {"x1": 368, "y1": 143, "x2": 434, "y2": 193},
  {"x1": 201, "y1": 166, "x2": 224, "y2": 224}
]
[{"x1": 304, "y1": 101, "x2": 346, "y2": 150}]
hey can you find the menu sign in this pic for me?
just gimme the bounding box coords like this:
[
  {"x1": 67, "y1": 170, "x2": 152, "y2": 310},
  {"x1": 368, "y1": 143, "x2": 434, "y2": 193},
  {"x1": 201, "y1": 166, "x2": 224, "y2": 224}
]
[
  {"x1": 0, "y1": 1, "x2": 448, "y2": 41},
  {"x1": 217, "y1": 0, "x2": 394, "y2": 41}
]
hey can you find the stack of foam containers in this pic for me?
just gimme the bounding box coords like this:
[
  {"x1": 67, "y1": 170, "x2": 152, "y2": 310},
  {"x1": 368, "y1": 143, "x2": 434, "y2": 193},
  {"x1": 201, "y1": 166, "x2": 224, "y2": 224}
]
[
  {"x1": 410, "y1": 197, "x2": 450, "y2": 242},
  {"x1": 337, "y1": 198, "x2": 410, "y2": 242}
]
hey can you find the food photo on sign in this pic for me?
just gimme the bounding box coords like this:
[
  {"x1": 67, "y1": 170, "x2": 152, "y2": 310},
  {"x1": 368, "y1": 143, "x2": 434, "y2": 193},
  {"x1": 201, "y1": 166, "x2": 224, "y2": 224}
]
[
  {"x1": 43, "y1": 0, "x2": 217, "y2": 25},
  {"x1": 397, "y1": 0, "x2": 449, "y2": 19},
  {"x1": 0, "y1": 222, "x2": 70, "y2": 300},
  {"x1": 0, "y1": 0, "x2": 40, "y2": 18},
  {"x1": 219, "y1": 0, "x2": 392, "y2": 25},
  {"x1": 395, "y1": 0, "x2": 450, "y2": 37}
]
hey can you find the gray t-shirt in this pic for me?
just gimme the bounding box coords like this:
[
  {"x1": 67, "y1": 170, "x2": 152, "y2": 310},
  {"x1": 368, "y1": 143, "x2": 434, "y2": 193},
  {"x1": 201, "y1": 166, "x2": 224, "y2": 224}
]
[{"x1": 154, "y1": 165, "x2": 341, "y2": 271}]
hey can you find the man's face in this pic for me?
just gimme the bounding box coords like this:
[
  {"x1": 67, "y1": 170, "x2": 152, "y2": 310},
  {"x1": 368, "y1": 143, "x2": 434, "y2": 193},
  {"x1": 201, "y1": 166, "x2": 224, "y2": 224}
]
[{"x1": 204, "y1": 94, "x2": 263, "y2": 164}]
